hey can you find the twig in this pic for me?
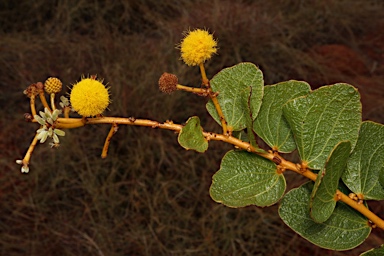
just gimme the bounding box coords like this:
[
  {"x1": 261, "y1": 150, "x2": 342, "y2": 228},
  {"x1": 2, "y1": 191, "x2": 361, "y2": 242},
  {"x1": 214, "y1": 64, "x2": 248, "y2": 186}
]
[{"x1": 101, "y1": 123, "x2": 119, "y2": 158}]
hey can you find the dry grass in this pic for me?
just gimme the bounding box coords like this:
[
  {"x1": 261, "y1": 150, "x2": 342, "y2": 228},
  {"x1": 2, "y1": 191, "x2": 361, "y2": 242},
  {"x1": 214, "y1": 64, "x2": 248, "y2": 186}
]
[{"x1": 1, "y1": 0, "x2": 383, "y2": 255}]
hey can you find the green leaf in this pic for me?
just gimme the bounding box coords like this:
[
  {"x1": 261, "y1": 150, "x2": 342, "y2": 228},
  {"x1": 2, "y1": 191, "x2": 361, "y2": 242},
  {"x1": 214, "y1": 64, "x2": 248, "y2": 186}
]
[
  {"x1": 310, "y1": 141, "x2": 351, "y2": 223},
  {"x1": 253, "y1": 80, "x2": 311, "y2": 153},
  {"x1": 279, "y1": 182, "x2": 371, "y2": 251},
  {"x1": 242, "y1": 86, "x2": 258, "y2": 148},
  {"x1": 283, "y1": 83, "x2": 361, "y2": 169},
  {"x1": 342, "y1": 121, "x2": 384, "y2": 200},
  {"x1": 360, "y1": 245, "x2": 384, "y2": 256},
  {"x1": 210, "y1": 150, "x2": 285, "y2": 207},
  {"x1": 206, "y1": 62, "x2": 264, "y2": 131},
  {"x1": 177, "y1": 116, "x2": 208, "y2": 153},
  {"x1": 380, "y1": 166, "x2": 384, "y2": 188},
  {"x1": 241, "y1": 86, "x2": 267, "y2": 153}
]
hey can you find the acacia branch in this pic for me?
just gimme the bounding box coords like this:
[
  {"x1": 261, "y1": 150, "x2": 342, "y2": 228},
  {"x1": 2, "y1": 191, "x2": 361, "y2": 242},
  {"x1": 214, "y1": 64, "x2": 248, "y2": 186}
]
[{"x1": 56, "y1": 115, "x2": 384, "y2": 230}]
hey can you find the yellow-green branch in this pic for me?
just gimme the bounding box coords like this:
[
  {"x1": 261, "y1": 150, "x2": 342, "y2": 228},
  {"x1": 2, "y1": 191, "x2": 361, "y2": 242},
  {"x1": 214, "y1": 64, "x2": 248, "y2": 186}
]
[{"x1": 53, "y1": 116, "x2": 383, "y2": 230}]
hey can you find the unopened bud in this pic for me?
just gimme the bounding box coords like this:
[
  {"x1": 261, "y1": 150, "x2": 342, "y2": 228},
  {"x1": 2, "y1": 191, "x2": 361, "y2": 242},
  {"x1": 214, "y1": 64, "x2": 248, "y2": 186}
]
[
  {"x1": 44, "y1": 77, "x2": 63, "y2": 94},
  {"x1": 24, "y1": 113, "x2": 33, "y2": 122}
]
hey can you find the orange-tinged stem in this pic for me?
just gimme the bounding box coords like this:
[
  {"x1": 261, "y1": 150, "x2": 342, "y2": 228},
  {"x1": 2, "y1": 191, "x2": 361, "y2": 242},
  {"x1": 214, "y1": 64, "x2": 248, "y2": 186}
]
[
  {"x1": 176, "y1": 84, "x2": 208, "y2": 95},
  {"x1": 210, "y1": 95, "x2": 229, "y2": 135},
  {"x1": 199, "y1": 63, "x2": 209, "y2": 86},
  {"x1": 101, "y1": 123, "x2": 119, "y2": 159},
  {"x1": 30, "y1": 95, "x2": 37, "y2": 117},
  {"x1": 337, "y1": 191, "x2": 384, "y2": 229},
  {"x1": 55, "y1": 118, "x2": 86, "y2": 128},
  {"x1": 39, "y1": 91, "x2": 51, "y2": 112},
  {"x1": 199, "y1": 63, "x2": 229, "y2": 135},
  {"x1": 23, "y1": 133, "x2": 39, "y2": 165},
  {"x1": 63, "y1": 107, "x2": 70, "y2": 118}
]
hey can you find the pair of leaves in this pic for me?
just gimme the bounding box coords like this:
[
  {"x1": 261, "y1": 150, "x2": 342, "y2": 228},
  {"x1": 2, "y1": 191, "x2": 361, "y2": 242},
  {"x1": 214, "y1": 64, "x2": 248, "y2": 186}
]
[
  {"x1": 207, "y1": 62, "x2": 312, "y2": 153},
  {"x1": 206, "y1": 63, "x2": 362, "y2": 166},
  {"x1": 283, "y1": 83, "x2": 361, "y2": 170},
  {"x1": 279, "y1": 182, "x2": 371, "y2": 251}
]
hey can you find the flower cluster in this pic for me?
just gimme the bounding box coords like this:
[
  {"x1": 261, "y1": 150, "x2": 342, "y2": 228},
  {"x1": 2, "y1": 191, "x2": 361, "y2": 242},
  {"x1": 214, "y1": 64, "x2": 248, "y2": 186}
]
[
  {"x1": 70, "y1": 76, "x2": 110, "y2": 116},
  {"x1": 180, "y1": 29, "x2": 217, "y2": 66}
]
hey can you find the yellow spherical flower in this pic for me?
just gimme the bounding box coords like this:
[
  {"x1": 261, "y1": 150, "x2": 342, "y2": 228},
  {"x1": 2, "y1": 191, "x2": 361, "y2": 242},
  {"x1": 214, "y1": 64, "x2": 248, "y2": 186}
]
[
  {"x1": 44, "y1": 77, "x2": 63, "y2": 94},
  {"x1": 180, "y1": 29, "x2": 217, "y2": 66},
  {"x1": 70, "y1": 76, "x2": 110, "y2": 116}
]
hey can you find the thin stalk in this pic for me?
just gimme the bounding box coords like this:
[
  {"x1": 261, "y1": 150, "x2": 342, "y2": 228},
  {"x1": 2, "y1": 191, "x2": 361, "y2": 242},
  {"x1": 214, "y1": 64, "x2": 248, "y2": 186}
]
[
  {"x1": 30, "y1": 95, "x2": 37, "y2": 117},
  {"x1": 199, "y1": 63, "x2": 209, "y2": 86},
  {"x1": 39, "y1": 91, "x2": 51, "y2": 112},
  {"x1": 50, "y1": 93, "x2": 56, "y2": 110},
  {"x1": 101, "y1": 123, "x2": 119, "y2": 159},
  {"x1": 23, "y1": 133, "x2": 39, "y2": 166},
  {"x1": 176, "y1": 84, "x2": 208, "y2": 95},
  {"x1": 199, "y1": 63, "x2": 229, "y2": 134}
]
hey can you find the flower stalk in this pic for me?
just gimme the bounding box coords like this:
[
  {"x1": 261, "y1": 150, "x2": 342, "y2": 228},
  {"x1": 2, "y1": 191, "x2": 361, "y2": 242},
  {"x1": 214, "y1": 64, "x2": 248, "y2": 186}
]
[{"x1": 39, "y1": 91, "x2": 51, "y2": 112}]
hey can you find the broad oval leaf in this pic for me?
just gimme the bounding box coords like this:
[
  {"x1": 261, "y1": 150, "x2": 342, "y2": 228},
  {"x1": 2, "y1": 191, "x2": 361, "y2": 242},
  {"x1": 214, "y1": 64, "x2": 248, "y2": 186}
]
[
  {"x1": 177, "y1": 116, "x2": 208, "y2": 153},
  {"x1": 206, "y1": 62, "x2": 264, "y2": 131},
  {"x1": 342, "y1": 121, "x2": 384, "y2": 200},
  {"x1": 279, "y1": 182, "x2": 371, "y2": 251},
  {"x1": 310, "y1": 141, "x2": 351, "y2": 223},
  {"x1": 283, "y1": 83, "x2": 361, "y2": 169},
  {"x1": 253, "y1": 80, "x2": 311, "y2": 153},
  {"x1": 210, "y1": 150, "x2": 285, "y2": 207}
]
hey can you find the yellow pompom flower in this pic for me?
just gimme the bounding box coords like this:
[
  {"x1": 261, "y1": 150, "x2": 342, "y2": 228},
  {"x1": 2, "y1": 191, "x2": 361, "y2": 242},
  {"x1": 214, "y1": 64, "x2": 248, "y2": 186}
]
[
  {"x1": 44, "y1": 77, "x2": 63, "y2": 94},
  {"x1": 70, "y1": 76, "x2": 110, "y2": 116},
  {"x1": 180, "y1": 29, "x2": 217, "y2": 66}
]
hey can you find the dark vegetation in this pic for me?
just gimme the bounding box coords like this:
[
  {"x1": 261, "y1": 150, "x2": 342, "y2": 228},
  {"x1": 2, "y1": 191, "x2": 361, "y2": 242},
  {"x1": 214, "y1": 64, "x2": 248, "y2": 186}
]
[{"x1": 1, "y1": 0, "x2": 383, "y2": 255}]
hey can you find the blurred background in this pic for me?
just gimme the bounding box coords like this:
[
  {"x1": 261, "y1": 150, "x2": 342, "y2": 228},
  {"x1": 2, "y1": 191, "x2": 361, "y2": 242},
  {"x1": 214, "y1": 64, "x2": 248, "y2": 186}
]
[{"x1": 1, "y1": 0, "x2": 383, "y2": 255}]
